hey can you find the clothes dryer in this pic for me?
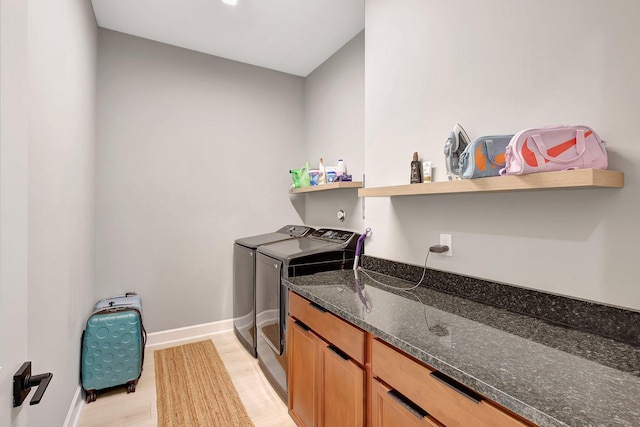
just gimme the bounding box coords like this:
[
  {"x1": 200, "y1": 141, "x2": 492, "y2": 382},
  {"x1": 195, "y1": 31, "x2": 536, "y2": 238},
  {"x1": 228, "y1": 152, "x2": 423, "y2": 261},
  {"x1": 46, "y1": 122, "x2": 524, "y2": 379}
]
[{"x1": 233, "y1": 225, "x2": 313, "y2": 357}]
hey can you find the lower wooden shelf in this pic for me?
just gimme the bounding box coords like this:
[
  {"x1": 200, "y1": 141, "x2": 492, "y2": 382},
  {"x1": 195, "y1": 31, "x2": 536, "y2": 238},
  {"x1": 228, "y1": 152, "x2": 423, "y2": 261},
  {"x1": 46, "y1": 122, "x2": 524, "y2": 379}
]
[
  {"x1": 357, "y1": 169, "x2": 623, "y2": 197},
  {"x1": 290, "y1": 181, "x2": 363, "y2": 194}
]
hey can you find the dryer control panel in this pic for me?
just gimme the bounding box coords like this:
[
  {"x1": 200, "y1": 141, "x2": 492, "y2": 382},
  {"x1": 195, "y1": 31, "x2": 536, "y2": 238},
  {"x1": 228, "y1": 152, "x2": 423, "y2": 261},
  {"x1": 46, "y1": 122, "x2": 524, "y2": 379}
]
[
  {"x1": 310, "y1": 228, "x2": 355, "y2": 243},
  {"x1": 276, "y1": 225, "x2": 314, "y2": 237}
]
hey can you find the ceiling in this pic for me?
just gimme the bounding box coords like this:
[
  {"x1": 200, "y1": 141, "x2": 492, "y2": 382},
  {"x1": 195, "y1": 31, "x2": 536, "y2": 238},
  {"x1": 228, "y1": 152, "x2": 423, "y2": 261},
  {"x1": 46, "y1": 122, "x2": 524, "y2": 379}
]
[{"x1": 91, "y1": 0, "x2": 364, "y2": 77}]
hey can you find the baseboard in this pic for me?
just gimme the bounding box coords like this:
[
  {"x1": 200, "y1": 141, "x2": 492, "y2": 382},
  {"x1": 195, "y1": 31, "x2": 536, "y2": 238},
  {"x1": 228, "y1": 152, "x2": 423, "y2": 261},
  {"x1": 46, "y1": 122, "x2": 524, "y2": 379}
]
[
  {"x1": 63, "y1": 385, "x2": 84, "y2": 427},
  {"x1": 146, "y1": 319, "x2": 233, "y2": 348}
]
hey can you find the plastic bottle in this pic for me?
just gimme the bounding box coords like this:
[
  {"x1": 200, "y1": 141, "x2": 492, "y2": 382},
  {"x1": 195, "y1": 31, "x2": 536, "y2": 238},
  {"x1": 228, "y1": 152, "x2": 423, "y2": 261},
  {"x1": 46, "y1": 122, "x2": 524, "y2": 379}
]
[
  {"x1": 318, "y1": 158, "x2": 326, "y2": 185},
  {"x1": 336, "y1": 159, "x2": 346, "y2": 176},
  {"x1": 301, "y1": 161, "x2": 311, "y2": 187},
  {"x1": 289, "y1": 169, "x2": 301, "y2": 188},
  {"x1": 422, "y1": 161, "x2": 432, "y2": 183},
  {"x1": 410, "y1": 152, "x2": 422, "y2": 184}
]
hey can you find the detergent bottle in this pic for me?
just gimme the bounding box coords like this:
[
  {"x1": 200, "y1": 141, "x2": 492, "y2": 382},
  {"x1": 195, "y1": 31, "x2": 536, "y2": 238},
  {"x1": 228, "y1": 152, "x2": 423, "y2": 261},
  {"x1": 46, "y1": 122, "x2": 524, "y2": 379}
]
[
  {"x1": 289, "y1": 169, "x2": 302, "y2": 188},
  {"x1": 300, "y1": 161, "x2": 311, "y2": 187}
]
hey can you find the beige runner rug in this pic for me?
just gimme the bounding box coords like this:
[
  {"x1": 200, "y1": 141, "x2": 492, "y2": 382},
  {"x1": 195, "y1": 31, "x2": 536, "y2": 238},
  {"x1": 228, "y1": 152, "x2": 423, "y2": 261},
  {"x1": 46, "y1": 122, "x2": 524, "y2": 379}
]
[{"x1": 154, "y1": 340, "x2": 254, "y2": 427}]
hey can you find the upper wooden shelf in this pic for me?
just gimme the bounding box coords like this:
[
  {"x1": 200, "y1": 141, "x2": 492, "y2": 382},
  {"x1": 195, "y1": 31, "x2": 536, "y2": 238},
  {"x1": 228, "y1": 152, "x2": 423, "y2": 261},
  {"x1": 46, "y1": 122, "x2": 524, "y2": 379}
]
[
  {"x1": 357, "y1": 169, "x2": 623, "y2": 198},
  {"x1": 289, "y1": 181, "x2": 363, "y2": 194}
]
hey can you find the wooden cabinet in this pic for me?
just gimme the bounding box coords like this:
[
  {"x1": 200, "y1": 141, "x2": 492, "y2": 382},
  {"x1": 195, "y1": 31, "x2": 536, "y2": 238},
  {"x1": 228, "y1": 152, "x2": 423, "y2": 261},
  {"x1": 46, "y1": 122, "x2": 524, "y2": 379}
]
[
  {"x1": 289, "y1": 318, "x2": 319, "y2": 427},
  {"x1": 371, "y1": 379, "x2": 443, "y2": 427},
  {"x1": 370, "y1": 337, "x2": 535, "y2": 427},
  {"x1": 318, "y1": 342, "x2": 364, "y2": 427},
  {"x1": 288, "y1": 292, "x2": 365, "y2": 427},
  {"x1": 288, "y1": 291, "x2": 365, "y2": 364},
  {"x1": 288, "y1": 291, "x2": 537, "y2": 427}
]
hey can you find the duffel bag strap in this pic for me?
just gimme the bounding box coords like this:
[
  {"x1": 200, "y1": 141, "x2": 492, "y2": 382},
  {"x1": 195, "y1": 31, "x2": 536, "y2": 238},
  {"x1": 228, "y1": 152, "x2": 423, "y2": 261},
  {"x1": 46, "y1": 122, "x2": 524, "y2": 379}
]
[
  {"x1": 485, "y1": 140, "x2": 505, "y2": 166},
  {"x1": 531, "y1": 129, "x2": 587, "y2": 165}
]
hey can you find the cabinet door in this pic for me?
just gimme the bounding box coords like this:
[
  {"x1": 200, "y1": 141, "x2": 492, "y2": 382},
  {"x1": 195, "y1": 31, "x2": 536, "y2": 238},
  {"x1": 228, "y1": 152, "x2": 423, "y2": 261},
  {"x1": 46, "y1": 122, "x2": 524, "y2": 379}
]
[
  {"x1": 318, "y1": 342, "x2": 365, "y2": 427},
  {"x1": 288, "y1": 317, "x2": 319, "y2": 427},
  {"x1": 371, "y1": 379, "x2": 442, "y2": 427}
]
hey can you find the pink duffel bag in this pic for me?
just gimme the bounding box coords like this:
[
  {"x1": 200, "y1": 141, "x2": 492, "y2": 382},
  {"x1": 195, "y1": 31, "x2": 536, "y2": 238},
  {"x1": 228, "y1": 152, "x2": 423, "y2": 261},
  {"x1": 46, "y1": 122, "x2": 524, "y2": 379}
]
[{"x1": 500, "y1": 125, "x2": 608, "y2": 176}]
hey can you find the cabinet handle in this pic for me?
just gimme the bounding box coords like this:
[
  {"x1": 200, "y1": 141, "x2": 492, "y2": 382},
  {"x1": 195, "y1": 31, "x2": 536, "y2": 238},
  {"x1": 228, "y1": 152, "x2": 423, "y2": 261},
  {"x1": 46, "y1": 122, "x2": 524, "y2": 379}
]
[
  {"x1": 294, "y1": 320, "x2": 311, "y2": 332},
  {"x1": 309, "y1": 301, "x2": 328, "y2": 313},
  {"x1": 387, "y1": 389, "x2": 428, "y2": 419},
  {"x1": 327, "y1": 344, "x2": 349, "y2": 361},
  {"x1": 430, "y1": 371, "x2": 483, "y2": 403}
]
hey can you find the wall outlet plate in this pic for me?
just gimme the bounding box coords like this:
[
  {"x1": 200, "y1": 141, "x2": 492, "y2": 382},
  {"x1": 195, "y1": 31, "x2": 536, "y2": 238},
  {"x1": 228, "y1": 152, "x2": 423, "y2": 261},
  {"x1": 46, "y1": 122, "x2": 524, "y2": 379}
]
[{"x1": 440, "y1": 234, "x2": 452, "y2": 256}]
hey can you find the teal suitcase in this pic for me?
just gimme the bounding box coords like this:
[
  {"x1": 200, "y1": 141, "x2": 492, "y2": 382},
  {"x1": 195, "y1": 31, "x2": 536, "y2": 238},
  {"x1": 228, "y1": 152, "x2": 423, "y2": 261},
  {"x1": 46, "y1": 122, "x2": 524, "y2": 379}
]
[{"x1": 81, "y1": 306, "x2": 146, "y2": 403}]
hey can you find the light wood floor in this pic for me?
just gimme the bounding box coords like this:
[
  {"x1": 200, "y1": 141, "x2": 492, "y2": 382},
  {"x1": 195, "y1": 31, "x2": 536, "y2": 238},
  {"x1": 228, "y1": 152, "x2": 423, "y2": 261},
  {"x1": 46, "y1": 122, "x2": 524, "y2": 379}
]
[{"x1": 77, "y1": 330, "x2": 296, "y2": 427}]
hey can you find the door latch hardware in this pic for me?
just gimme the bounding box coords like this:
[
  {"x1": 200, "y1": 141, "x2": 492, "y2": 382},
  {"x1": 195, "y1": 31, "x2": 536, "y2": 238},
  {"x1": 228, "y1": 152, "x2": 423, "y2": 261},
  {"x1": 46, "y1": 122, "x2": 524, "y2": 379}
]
[{"x1": 13, "y1": 361, "x2": 53, "y2": 407}]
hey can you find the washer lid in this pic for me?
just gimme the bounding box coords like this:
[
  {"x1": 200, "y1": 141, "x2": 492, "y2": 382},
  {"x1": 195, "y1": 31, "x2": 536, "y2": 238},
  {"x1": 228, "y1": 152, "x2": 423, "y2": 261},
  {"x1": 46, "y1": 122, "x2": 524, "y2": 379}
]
[
  {"x1": 234, "y1": 225, "x2": 313, "y2": 249},
  {"x1": 256, "y1": 228, "x2": 357, "y2": 261}
]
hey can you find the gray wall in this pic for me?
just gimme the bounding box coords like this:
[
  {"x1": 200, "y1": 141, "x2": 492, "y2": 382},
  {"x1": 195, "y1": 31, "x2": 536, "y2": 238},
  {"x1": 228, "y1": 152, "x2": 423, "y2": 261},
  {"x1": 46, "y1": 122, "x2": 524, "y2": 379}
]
[
  {"x1": 96, "y1": 30, "x2": 307, "y2": 332},
  {"x1": 0, "y1": 0, "x2": 29, "y2": 425},
  {"x1": 364, "y1": 0, "x2": 640, "y2": 310},
  {"x1": 25, "y1": 0, "x2": 97, "y2": 425},
  {"x1": 303, "y1": 31, "x2": 365, "y2": 232}
]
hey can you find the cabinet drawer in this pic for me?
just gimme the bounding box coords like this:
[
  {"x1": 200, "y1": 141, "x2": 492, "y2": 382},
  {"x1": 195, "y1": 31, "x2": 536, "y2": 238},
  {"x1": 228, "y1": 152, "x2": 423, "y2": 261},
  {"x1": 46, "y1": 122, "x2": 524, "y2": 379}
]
[
  {"x1": 289, "y1": 291, "x2": 365, "y2": 365},
  {"x1": 372, "y1": 379, "x2": 443, "y2": 427},
  {"x1": 371, "y1": 338, "x2": 534, "y2": 427}
]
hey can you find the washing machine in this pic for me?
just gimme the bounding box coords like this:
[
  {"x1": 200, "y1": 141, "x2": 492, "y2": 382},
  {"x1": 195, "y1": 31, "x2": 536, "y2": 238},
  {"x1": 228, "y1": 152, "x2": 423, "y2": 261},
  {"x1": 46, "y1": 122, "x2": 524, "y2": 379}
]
[
  {"x1": 255, "y1": 228, "x2": 360, "y2": 400},
  {"x1": 233, "y1": 225, "x2": 314, "y2": 357}
]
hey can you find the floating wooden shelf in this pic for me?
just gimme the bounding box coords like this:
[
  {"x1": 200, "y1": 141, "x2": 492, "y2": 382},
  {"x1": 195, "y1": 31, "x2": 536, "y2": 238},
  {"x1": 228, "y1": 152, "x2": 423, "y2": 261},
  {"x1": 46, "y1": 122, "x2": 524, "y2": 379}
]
[
  {"x1": 289, "y1": 181, "x2": 363, "y2": 194},
  {"x1": 357, "y1": 169, "x2": 623, "y2": 198}
]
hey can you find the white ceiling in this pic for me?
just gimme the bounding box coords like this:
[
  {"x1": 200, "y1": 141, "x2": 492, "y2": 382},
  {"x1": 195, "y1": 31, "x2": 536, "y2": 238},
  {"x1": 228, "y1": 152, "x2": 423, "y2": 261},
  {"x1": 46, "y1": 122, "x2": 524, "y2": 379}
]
[{"x1": 91, "y1": 0, "x2": 364, "y2": 77}]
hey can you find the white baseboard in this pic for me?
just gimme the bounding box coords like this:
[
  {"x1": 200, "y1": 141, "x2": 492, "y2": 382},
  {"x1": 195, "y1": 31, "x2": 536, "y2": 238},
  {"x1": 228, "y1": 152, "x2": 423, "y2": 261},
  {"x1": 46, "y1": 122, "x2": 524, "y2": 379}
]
[
  {"x1": 146, "y1": 318, "x2": 234, "y2": 348},
  {"x1": 63, "y1": 385, "x2": 84, "y2": 427}
]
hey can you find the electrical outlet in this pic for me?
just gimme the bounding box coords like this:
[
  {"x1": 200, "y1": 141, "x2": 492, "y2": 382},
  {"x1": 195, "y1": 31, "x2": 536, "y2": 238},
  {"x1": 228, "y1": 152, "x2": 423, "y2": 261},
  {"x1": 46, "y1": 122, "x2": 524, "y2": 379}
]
[{"x1": 440, "y1": 234, "x2": 452, "y2": 256}]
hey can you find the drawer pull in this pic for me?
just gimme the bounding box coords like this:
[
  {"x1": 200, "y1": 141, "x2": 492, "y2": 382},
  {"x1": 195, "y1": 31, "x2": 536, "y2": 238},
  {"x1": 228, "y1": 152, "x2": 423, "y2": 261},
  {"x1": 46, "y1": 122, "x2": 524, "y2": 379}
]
[
  {"x1": 294, "y1": 320, "x2": 311, "y2": 331},
  {"x1": 430, "y1": 371, "x2": 483, "y2": 403},
  {"x1": 388, "y1": 389, "x2": 428, "y2": 419},
  {"x1": 309, "y1": 301, "x2": 328, "y2": 313},
  {"x1": 327, "y1": 344, "x2": 349, "y2": 361}
]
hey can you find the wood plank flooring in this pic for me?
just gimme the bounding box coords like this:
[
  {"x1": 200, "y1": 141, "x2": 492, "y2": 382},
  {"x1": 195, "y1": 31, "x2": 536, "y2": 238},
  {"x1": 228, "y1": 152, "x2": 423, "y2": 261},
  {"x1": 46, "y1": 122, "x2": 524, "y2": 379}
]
[{"x1": 77, "y1": 331, "x2": 296, "y2": 427}]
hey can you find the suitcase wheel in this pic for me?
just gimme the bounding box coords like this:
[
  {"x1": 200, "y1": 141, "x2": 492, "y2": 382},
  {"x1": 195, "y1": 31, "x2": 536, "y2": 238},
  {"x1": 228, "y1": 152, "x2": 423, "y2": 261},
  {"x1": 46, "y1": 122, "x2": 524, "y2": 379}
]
[
  {"x1": 85, "y1": 391, "x2": 97, "y2": 403},
  {"x1": 127, "y1": 382, "x2": 136, "y2": 393}
]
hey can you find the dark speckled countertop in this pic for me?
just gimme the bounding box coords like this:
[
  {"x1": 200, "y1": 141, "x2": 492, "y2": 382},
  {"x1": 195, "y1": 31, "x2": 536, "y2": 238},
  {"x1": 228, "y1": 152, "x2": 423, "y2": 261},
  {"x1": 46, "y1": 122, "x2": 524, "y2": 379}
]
[{"x1": 284, "y1": 269, "x2": 640, "y2": 427}]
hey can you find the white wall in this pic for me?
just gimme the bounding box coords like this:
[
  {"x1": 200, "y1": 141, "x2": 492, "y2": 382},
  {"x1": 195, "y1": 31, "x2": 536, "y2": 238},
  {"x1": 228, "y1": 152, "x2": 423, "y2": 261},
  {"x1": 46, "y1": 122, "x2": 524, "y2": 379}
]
[
  {"x1": 96, "y1": 30, "x2": 306, "y2": 332},
  {"x1": 304, "y1": 31, "x2": 365, "y2": 231},
  {"x1": 365, "y1": 0, "x2": 640, "y2": 310},
  {"x1": 26, "y1": 0, "x2": 98, "y2": 425},
  {"x1": 0, "y1": 0, "x2": 29, "y2": 425}
]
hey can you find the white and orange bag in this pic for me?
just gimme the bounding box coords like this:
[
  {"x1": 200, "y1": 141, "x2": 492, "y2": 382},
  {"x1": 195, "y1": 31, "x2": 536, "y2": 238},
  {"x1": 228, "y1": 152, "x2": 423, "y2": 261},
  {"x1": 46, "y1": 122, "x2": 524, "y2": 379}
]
[{"x1": 500, "y1": 125, "x2": 608, "y2": 176}]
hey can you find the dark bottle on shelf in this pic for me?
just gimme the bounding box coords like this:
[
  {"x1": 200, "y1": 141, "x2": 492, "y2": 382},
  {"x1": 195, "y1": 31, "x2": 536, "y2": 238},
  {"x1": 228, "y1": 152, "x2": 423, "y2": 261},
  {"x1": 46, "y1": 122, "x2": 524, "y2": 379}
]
[{"x1": 410, "y1": 152, "x2": 422, "y2": 184}]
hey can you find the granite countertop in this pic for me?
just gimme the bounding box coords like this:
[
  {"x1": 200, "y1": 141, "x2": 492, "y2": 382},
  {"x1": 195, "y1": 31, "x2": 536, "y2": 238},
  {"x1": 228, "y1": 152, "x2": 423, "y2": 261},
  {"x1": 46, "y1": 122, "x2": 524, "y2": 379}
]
[{"x1": 284, "y1": 269, "x2": 640, "y2": 427}]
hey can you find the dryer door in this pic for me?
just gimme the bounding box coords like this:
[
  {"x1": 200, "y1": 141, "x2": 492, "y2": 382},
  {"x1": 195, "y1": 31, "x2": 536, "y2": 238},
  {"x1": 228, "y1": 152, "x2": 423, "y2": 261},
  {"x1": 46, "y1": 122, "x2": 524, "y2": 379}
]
[
  {"x1": 255, "y1": 253, "x2": 283, "y2": 355},
  {"x1": 233, "y1": 243, "x2": 257, "y2": 357}
]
